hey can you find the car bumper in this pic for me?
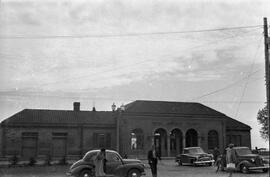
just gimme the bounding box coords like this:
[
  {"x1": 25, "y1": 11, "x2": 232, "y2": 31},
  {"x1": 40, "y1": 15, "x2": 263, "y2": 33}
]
[
  {"x1": 249, "y1": 164, "x2": 270, "y2": 170},
  {"x1": 141, "y1": 171, "x2": 146, "y2": 176},
  {"x1": 194, "y1": 160, "x2": 215, "y2": 165},
  {"x1": 66, "y1": 172, "x2": 73, "y2": 176}
]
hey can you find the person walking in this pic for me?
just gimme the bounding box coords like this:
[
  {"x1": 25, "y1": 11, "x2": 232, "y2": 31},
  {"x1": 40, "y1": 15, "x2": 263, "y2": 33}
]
[
  {"x1": 226, "y1": 144, "x2": 237, "y2": 177},
  {"x1": 94, "y1": 148, "x2": 106, "y2": 177},
  {"x1": 147, "y1": 145, "x2": 161, "y2": 177}
]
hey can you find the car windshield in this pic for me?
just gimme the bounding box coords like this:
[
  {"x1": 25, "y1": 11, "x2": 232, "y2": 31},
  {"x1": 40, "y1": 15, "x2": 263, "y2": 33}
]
[
  {"x1": 187, "y1": 148, "x2": 204, "y2": 154},
  {"x1": 235, "y1": 148, "x2": 252, "y2": 155}
]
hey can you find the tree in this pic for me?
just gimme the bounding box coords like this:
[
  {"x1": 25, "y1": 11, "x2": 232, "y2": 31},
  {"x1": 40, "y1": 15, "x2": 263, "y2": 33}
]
[{"x1": 257, "y1": 105, "x2": 269, "y2": 141}]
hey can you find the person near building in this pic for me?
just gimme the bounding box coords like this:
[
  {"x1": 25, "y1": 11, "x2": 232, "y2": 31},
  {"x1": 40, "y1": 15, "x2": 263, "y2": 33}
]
[
  {"x1": 94, "y1": 148, "x2": 106, "y2": 177},
  {"x1": 213, "y1": 147, "x2": 221, "y2": 165},
  {"x1": 147, "y1": 145, "x2": 161, "y2": 177},
  {"x1": 226, "y1": 144, "x2": 237, "y2": 177}
]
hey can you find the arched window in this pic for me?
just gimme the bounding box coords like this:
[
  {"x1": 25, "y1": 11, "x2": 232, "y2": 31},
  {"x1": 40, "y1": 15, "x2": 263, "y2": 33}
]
[
  {"x1": 208, "y1": 130, "x2": 219, "y2": 150},
  {"x1": 131, "y1": 129, "x2": 144, "y2": 150},
  {"x1": 186, "y1": 129, "x2": 198, "y2": 147}
]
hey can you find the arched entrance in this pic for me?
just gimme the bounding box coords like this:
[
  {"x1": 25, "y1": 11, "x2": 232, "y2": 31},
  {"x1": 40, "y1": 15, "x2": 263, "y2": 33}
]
[
  {"x1": 170, "y1": 129, "x2": 183, "y2": 156},
  {"x1": 185, "y1": 129, "x2": 198, "y2": 147},
  {"x1": 154, "y1": 128, "x2": 167, "y2": 157},
  {"x1": 208, "y1": 130, "x2": 219, "y2": 150}
]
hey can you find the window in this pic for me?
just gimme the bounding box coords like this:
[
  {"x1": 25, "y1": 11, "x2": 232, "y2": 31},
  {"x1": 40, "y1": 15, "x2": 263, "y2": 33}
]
[
  {"x1": 130, "y1": 129, "x2": 144, "y2": 150},
  {"x1": 93, "y1": 133, "x2": 111, "y2": 148},
  {"x1": 106, "y1": 152, "x2": 121, "y2": 162},
  {"x1": 208, "y1": 130, "x2": 219, "y2": 150},
  {"x1": 21, "y1": 132, "x2": 38, "y2": 158}
]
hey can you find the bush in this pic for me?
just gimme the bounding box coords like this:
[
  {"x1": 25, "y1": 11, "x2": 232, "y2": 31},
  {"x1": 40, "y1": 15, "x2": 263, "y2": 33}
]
[
  {"x1": 9, "y1": 154, "x2": 18, "y2": 166},
  {"x1": 59, "y1": 156, "x2": 67, "y2": 165},
  {"x1": 45, "y1": 154, "x2": 52, "y2": 166},
  {"x1": 28, "y1": 157, "x2": 36, "y2": 166}
]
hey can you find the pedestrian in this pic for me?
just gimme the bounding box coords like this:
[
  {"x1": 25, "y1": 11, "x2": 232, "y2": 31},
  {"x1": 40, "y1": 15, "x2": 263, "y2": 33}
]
[
  {"x1": 226, "y1": 144, "x2": 237, "y2": 177},
  {"x1": 213, "y1": 147, "x2": 220, "y2": 165},
  {"x1": 94, "y1": 148, "x2": 106, "y2": 177},
  {"x1": 148, "y1": 145, "x2": 161, "y2": 177}
]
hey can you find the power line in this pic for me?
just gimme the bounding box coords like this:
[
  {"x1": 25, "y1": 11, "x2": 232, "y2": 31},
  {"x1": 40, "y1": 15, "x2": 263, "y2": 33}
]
[
  {"x1": 234, "y1": 36, "x2": 263, "y2": 118},
  {"x1": 189, "y1": 69, "x2": 263, "y2": 101},
  {"x1": 0, "y1": 25, "x2": 262, "y2": 39},
  {"x1": 14, "y1": 28, "x2": 261, "y2": 91}
]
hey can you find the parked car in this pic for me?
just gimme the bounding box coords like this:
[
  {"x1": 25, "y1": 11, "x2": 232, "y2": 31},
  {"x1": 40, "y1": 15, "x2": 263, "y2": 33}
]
[
  {"x1": 218, "y1": 146, "x2": 269, "y2": 173},
  {"x1": 67, "y1": 149, "x2": 145, "y2": 177},
  {"x1": 175, "y1": 147, "x2": 214, "y2": 166}
]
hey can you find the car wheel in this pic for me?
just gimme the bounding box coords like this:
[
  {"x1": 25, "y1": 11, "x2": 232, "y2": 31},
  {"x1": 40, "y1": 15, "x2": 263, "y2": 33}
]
[
  {"x1": 128, "y1": 169, "x2": 141, "y2": 177},
  {"x1": 262, "y1": 168, "x2": 268, "y2": 173},
  {"x1": 207, "y1": 162, "x2": 212, "y2": 166},
  {"x1": 240, "y1": 165, "x2": 249, "y2": 174},
  {"x1": 80, "y1": 169, "x2": 93, "y2": 177}
]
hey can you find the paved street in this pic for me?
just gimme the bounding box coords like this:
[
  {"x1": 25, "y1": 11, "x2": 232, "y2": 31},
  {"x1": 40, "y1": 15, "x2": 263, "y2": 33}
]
[{"x1": 0, "y1": 160, "x2": 269, "y2": 177}]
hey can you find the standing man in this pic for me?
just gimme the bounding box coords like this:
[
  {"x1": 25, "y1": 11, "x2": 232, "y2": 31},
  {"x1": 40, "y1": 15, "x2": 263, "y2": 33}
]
[{"x1": 148, "y1": 145, "x2": 161, "y2": 177}]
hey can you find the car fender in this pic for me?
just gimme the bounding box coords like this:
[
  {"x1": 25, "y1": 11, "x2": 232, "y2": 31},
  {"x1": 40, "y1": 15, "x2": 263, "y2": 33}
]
[
  {"x1": 71, "y1": 164, "x2": 94, "y2": 176},
  {"x1": 117, "y1": 163, "x2": 144, "y2": 175},
  {"x1": 237, "y1": 160, "x2": 252, "y2": 170}
]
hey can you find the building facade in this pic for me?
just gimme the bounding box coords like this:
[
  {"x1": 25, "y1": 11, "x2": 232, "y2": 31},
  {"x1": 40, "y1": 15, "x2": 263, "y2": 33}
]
[{"x1": 0, "y1": 100, "x2": 251, "y2": 160}]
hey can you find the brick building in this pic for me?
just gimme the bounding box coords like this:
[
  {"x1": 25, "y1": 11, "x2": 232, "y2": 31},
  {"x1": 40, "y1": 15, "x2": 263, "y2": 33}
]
[{"x1": 0, "y1": 100, "x2": 251, "y2": 160}]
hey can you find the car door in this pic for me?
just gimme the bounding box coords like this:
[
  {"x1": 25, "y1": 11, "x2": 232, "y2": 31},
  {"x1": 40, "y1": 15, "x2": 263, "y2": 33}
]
[{"x1": 105, "y1": 151, "x2": 123, "y2": 175}]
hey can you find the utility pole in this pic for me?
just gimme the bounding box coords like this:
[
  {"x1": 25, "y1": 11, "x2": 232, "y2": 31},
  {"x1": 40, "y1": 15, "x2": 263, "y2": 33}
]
[{"x1": 263, "y1": 17, "x2": 270, "y2": 137}]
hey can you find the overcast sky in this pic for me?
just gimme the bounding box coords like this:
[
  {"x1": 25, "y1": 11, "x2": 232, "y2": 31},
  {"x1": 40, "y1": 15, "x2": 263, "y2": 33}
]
[{"x1": 0, "y1": 0, "x2": 269, "y2": 148}]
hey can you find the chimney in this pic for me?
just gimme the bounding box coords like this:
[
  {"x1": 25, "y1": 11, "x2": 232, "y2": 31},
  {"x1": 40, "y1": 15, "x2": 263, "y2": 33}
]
[{"x1": 73, "y1": 102, "x2": 80, "y2": 111}]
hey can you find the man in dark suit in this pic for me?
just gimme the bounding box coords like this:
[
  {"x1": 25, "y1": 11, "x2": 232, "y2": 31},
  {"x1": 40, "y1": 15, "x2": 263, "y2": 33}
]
[{"x1": 147, "y1": 145, "x2": 161, "y2": 177}]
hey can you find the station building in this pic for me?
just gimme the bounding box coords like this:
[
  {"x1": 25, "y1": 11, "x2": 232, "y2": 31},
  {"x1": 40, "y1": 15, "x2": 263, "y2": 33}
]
[{"x1": 0, "y1": 100, "x2": 251, "y2": 160}]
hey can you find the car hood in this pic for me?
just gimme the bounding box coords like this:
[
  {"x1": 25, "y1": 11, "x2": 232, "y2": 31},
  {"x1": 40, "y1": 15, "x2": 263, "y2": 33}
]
[
  {"x1": 122, "y1": 159, "x2": 142, "y2": 164},
  {"x1": 238, "y1": 154, "x2": 259, "y2": 158}
]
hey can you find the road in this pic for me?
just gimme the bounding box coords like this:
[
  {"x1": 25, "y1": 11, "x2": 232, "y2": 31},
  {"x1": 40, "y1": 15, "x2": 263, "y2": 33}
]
[{"x1": 0, "y1": 160, "x2": 269, "y2": 177}]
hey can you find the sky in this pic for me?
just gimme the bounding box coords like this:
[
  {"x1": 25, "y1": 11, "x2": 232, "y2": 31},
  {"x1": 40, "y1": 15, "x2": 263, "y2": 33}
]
[{"x1": 0, "y1": 0, "x2": 269, "y2": 148}]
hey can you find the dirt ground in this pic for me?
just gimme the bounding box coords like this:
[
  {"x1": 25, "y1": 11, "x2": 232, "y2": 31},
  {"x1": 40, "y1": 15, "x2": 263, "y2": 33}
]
[{"x1": 0, "y1": 160, "x2": 269, "y2": 177}]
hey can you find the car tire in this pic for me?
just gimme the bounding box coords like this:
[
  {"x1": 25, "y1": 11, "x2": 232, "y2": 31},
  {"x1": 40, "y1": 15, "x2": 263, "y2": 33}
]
[
  {"x1": 240, "y1": 164, "x2": 249, "y2": 174},
  {"x1": 128, "y1": 169, "x2": 141, "y2": 177},
  {"x1": 80, "y1": 169, "x2": 94, "y2": 177},
  {"x1": 262, "y1": 168, "x2": 268, "y2": 173},
  {"x1": 207, "y1": 162, "x2": 212, "y2": 166}
]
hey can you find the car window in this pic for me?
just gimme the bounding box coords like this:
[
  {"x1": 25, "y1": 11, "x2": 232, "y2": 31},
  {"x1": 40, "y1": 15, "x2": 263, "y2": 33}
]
[
  {"x1": 183, "y1": 150, "x2": 189, "y2": 154},
  {"x1": 106, "y1": 152, "x2": 121, "y2": 162},
  {"x1": 188, "y1": 148, "x2": 204, "y2": 154},
  {"x1": 235, "y1": 148, "x2": 252, "y2": 155},
  {"x1": 83, "y1": 152, "x2": 98, "y2": 162}
]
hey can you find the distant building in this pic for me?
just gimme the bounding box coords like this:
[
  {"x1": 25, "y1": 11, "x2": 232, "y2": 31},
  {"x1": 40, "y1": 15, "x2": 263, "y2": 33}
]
[{"x1": 0, "y1": 100, "x2": 251, "y2": 160}]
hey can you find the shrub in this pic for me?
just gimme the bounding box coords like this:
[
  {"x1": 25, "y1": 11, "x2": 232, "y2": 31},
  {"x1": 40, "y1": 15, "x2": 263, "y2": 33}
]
[
  {"x1": 28, "y1": 157, "x2": 36, "y2": 166},
  {"x1": 59, "y1": 156, "x2": 67, "y2": 165},
  {"x1": 9, "y1": 154, "x2": 18, "y2": 166}
]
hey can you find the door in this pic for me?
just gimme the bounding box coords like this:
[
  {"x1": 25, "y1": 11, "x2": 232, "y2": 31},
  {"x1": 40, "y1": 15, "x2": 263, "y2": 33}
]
[
  {"x1": 105, "y1": 151, "x2": 123, "y2": 175},
  {"x1": 22, "y1": 137, "x2": 37, "y2": 159},
  {"x1": 52, "y1": 138, "x2": 67, "y2": 157}
]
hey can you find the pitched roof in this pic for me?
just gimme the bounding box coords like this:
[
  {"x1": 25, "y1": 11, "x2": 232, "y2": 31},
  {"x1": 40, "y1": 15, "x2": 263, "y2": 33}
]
[
  {"x1": 1, "y1": 109, "x2": 115, "y2": 125},
  {"x1": 124, "y1": 100, "x2": 251, "y2": 130},
  {"x1": 124, "y1": 100, "x2": 226, "y2": 116}
]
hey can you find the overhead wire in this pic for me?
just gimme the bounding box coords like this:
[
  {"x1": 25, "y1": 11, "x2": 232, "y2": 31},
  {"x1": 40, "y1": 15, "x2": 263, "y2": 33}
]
[
  {"x1": 234, "y1": 35, "x2": 263, "y2": 118},
  {"x1": 10, "y1": 27, "x2": 262, "y2": 91},
  {"x1": 0, "y1": 25, "x2": 262, "y2": 39}
]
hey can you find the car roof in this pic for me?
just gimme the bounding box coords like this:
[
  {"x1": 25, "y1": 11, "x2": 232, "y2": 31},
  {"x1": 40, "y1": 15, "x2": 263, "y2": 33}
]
[
  {"x1": 232, "y1": 147, "x2": 250, "y2": 149},
  {"x1": 184, "y1": 147, "x2": 201, "y2": 150},
  {"x1": 85, "y1": 149, "x2": 118, "y2": 154}
]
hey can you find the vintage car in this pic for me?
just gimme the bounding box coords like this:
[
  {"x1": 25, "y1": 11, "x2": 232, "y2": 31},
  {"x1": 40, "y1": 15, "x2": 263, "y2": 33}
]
[
  {"x1": 175, "y1": 147, "x2": 214, "y2": 166},
  {"x1": 219, "y1": 147, "x2": 269, "y2": 173},
  {"x1": 67, "y1": 149, "x2": 145, "y2": 177}
]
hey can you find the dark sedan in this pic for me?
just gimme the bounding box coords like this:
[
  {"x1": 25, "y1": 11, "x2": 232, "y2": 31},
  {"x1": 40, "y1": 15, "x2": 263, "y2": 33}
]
[
  {"x1": 67, "y1": 149, "x2": 145, "y2": 177},
  {"x1": 175, "y1": 147, "x2": 214, "y2": 166}
]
